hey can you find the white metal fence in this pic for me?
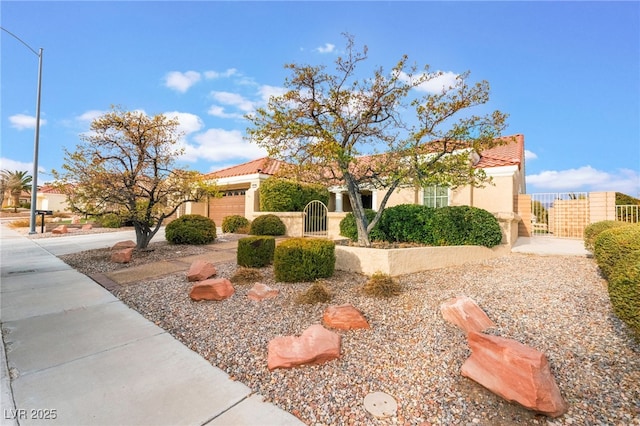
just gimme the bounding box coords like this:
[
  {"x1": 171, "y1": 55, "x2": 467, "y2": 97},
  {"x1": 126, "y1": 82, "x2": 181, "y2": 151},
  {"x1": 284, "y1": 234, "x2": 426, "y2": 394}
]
[
  {"x1": 303, "y1": 200, "x2": 328, "y2": 238},
  {"x1": 530, "y1": 192, "x2": 589, "y2": 238}
]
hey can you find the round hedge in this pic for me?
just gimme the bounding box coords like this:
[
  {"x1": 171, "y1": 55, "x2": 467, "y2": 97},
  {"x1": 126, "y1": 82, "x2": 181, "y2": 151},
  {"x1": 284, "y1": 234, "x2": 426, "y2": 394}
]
[
  {"x1": 165, "y1": 214, "x2": 216, "y2": 245},
  {"x1": 250, "y1": 214, "x2": 286, "y2": 236},
  {"x1": 583, "y1": 220, "x2": 631, "y2": 252},
  {"x1": 593, "y1": 224, "x2": 640, "y2": 279},
  {"x1": 608, "y1": 249, "x2": 640, "y2": 340},
  {"x1": 430, "y1": 206, "x2": 503, "y2": 248},
  {"x1": 222, "y1": 215, "x2": 250, "y2": 233}
]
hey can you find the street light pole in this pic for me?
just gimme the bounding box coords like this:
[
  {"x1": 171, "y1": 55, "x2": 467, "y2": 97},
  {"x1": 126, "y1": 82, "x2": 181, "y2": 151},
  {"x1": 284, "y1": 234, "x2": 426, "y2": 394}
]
[
  {"x1": 29, "y1": 48, "x2": 43, "y2": 234},
  {"x1": 1, "y1": 27, "x2": 44, "y2": 234}
]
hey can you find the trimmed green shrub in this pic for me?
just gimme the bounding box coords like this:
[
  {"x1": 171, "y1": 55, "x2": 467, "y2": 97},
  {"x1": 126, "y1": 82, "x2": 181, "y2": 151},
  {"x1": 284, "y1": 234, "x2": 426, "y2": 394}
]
[
  {"x1": 608, "y1": 249, "x2": 640, "y2": 339},
  {"x1": 339, "y1": 209, "x2": 386, "y2": 242},
  {"x1": 584, "y1": 220, "x2": 631, "y2": 252},
  {"x1": 430, "y1": 206, "x2": 503, "y2": 248},
  {"x1": 295, "y1": 281, "x2": 332, "y2": 304},
  {"x1": 274, "y1": 238, "x2": 335, "y2": 282},
  {"x1": 237, "y1": 236, "x2": 275, "y2": 267},
  {"x1": 222, "y1": 215, "x2": 250, "y2": 233},
  {"x1": 165, "y1": 214, "x2": 216, "y2": 245},
  {"x1": 594, "y1": 224, "x2": 640, "y2": 279},
  {"x1": 259, "y1": 178, "x2": 329, "y2": 212},
  {"x1": 377, "y1": 204, "x2": 436, "y2": 244},
  {"x1": 97, "y1": 213, "x2": 122, "y2": 228},
  {"x1": 250, "y1": 214, "x2": 286, "y2": 236}
]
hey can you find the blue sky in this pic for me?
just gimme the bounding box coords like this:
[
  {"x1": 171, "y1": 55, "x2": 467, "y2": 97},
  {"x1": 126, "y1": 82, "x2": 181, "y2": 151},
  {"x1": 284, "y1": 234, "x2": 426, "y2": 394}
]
[{"x1": 2, "y1": 1, "x2": 639, "y2": 196}]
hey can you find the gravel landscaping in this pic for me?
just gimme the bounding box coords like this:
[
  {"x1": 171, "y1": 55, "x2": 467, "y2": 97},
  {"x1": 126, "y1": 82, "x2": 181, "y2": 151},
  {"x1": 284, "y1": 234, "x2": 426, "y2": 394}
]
[{"x1": 60, "y1": 241, "x2": 640, "y2": 426}]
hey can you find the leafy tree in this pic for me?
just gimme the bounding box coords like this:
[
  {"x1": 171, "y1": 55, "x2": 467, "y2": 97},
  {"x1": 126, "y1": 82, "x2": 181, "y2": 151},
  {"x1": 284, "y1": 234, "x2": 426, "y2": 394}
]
[
  {"x1": 1, "y1": 170, "x2": 32, "y2": 212},
  {"x1": 247, "y1": 34, "x2": 508, "y2": 246},
  {"x1": 52, "y1": 106, "x2": 216, "y2": 249}
]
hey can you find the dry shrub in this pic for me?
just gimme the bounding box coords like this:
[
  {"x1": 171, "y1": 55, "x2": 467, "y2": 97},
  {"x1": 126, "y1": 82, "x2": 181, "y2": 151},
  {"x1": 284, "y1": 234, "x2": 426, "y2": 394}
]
[
  {"x1": 363, "y1": 272, "x2": 402, "y2": 298},
  {"x1": 230, "y1": 267, "x2": 264, "y2": 284},
  {"x1": 295, "y1": 280, "x2": 332, "y2": 304},
  {"x1": 9, "y1": 218, "x2": 44, "y2": 228}
]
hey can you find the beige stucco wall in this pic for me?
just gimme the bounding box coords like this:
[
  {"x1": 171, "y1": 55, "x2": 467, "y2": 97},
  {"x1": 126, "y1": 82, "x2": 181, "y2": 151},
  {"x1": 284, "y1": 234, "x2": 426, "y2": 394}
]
[
  {"x1": 378, "y1": 186, "x2": 417, "y2": 209},
  {"x1": 37, "y1": 193, "x2": 71, "y2": 213},
  {"x1": 589, "y1": 191, "x2": 616, "y2": 223},
  {"x1": 335, "y1": 244, "x2": 510, "y2": 276}
]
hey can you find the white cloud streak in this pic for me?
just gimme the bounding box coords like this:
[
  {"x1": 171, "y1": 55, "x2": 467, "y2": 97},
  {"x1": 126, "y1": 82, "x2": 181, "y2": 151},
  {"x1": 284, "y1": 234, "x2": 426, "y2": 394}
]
[
  {"x1": 9, "y1": 114, "x2": 47, "y2": 130},
  {"x1": 164, "y1": 111, "x2": 204, "y2": 135},
  {"x1": 316, "y1": 43, "x2": 336, "y2": 54},
  {"x1": 397, "y1": 71, "x2": 460, "y2": 94},
  {"x1": 165, "y1": 71, "x2": 201, "y2": 93},
  {"x1": 527, "y1": 166, "x2": 640, "y2": 196},
  {"x1": 181, "y1": 128, "x2": 267, "y2": 162},
  {"x1": 524, "y1": 150, "x2": 538, "y2": 161},
  {"x1": 204, "y1": 69, "x2": 237, "y2": 79}
]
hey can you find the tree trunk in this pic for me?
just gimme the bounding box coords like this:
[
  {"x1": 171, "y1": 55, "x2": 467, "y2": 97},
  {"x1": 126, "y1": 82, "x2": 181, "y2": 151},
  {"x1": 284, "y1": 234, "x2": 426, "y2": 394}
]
[
  {"x1": 344, "y1": 175, "x2": 371, "y2": 247},
  {"x1": 134, "y1": 223, "x2": 155, "y2": 249}
]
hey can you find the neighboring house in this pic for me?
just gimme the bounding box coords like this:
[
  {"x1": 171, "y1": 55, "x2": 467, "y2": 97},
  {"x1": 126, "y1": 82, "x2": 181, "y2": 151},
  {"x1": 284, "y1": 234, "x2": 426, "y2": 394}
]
[
  {"x1": 192, "y1": 134, "x2": 526, "y2": 242},
  {"x1": 36, "y1": 185, "x2": 72, "y2": 213}
]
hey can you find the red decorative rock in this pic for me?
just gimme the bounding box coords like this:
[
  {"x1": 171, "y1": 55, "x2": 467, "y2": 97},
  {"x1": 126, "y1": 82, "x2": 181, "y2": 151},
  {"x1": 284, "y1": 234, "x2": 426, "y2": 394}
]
[
  {"x1": 187, "y1": 260, "x2": 217, "y2": 282},
  {"x1": 112, "y1": 240, "x2": 136, "y2": 250},
  {"x1": 81, "y1": 224, "x2": 93, "y2": 230},
  {"x1": 247, "y1": 283, "x2": 279, "y2": 301},
  {"x1": 189, "y1": 278, "x2": 235, "y2": 301},
  {"x1": 461, "y1": 331, "x2": 568, "y2": 417},
  {"x1": 71, "y1": 215, "x2": 81, "y2": 224},
  {"x1": 441, "y1": 296, "x2": 495, "y2": 333},
  {"x1": 51, "y1": 225, "x2": 68, "y2": 234},
  {"x1": 267, "y1": 324, "x2": 341, "y2": 370},
  {"x1": 111, "y1": 248, "x2": 133, "y2": 264},
  {"x1": 323, "y1": 304, "x2": 370, "y2": 330}
]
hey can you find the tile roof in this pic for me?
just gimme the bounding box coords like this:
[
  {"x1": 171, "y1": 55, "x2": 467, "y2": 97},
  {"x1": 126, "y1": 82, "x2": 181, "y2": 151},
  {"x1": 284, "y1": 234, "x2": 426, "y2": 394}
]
[
  {"x1": 38, "y1": 185, "x2": 65, "y2": 194},
  {"x1": 475, "y1": 134, "x2": 524, "y2": 168},
  {"x1": 205, "y1": 157, "x2": 286, "y2": 179},
  {"x1": 206, "y1": 134, "x2": 524, "y2": 179}
]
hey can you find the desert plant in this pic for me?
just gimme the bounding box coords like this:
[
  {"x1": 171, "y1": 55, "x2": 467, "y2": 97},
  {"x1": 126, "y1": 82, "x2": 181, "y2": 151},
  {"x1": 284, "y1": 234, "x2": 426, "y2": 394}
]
[
  {"x1": 608, "y1": 249, "x2": 640, "y2": 340},
  {"x1": 295, "y1": 280, "x2": 332, "y2": 304},
  {"x1": 222, "y1": 215, "x2": 250, "y2": 233},
  {"x1": 230, "y1": 267, "x2": 265, "y2": 285},
  {"x1": 274, "y1": 238, "x2": 335, "y2": 282},
  {"x1": 237, "y1": 236, "x2": 275, "y2": 268},
  {"x1": 593, "y1": 224, "x2": 640, "y2": 279},
  {"x1": 584, "y1": 220, "x2": 631, "y2": 252},
  {"x1": 165, "y1": 214, "x2": 216, "y2": 245},
  {"x1": 363, "y1": 272, "x2": 402, "y2": 298},
  {"x1": 250, "y1": 214, "x2": 286, "y2": 236}
]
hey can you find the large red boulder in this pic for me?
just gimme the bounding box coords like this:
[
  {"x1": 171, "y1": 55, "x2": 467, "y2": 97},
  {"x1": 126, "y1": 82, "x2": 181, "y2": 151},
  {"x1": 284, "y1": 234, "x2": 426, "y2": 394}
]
[
  {"x1": 323, "y1": 304, "x2": 370, "y2": 330},
  {"x1": 51, "y1": 225, "x2": 68, "y2": 235},
  {"x1": 461, "y1": 331, "x2": 568, "y2": 417},
  {"x1": 112, "y1": 240, "x2": 136, "y2": 250},
  {"x1": 247, "y1": 283, "x2": 279, "y2": 301},
  {"x1": 187, "y1": 260, "x2": 217, "y2": 282},
  {"x1": 189, "y1": 278, "x2": 235, "y2": 301},
  {"x1": 440, "y1": 296, "x2": 495, "y2": 333},
  {"x1": 267, "y1": 324, "x2": 341, "y2": 370},
  {"x1": 111, "y1": 248, "x2": 133, "y2": 264}
]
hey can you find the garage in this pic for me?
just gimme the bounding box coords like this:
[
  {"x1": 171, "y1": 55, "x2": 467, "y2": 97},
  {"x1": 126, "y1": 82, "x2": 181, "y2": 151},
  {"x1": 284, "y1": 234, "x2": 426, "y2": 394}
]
[{"x1": 208, "y1": 188, "x2": 247, "y2": 227}]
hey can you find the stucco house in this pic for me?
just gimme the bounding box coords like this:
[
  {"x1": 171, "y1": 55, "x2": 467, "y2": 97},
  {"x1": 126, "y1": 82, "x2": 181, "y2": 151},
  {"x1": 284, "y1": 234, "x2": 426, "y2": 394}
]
[{"x1": 189, "y1": 134, "x2": 526, "y2": 244}]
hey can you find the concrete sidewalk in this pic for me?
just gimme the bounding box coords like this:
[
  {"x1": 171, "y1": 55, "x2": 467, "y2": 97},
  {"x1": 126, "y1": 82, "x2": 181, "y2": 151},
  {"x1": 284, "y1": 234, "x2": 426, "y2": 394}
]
[{"x1": 0, "y1": 226, "x2": 303, "y2": 426}]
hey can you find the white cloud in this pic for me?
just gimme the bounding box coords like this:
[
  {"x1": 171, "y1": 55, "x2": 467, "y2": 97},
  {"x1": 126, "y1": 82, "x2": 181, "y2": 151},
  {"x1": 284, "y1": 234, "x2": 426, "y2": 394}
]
[
  {"x1": 182, "y1": 128, "x2": 267, "y2": 162},
  {"x1": 524, "y1": 150, "x2": 537, "y2": 161},
  {"x1": 204, "y1": 68, "x2": 237, "y2": 79},
  {"x1": 398, "y1": 71, "x2": 460, "y2": 94},
  {"x1": 164, "y1": 71, "x2": 201, "y2": 93},
  {"x1": 527, "y1": 166, "x2": 640, "y2": 195},
  {"x1": 316, "y1": 43, "x2": 336, "y2": 54},
  {"x1": 164, "y1": 111, "x2": 204, "y2": 135},
  {"x1": 9, "y1": 114, "x2": 47, "y2": 130},
  {"x1": 210, "y1": 91, "x2": 255, "y2": 112},
  {"x1": 258, "y1": 85, "x2": 287, "y2": 103},
  {"x1": 0, "y1": 157, "x2": 33, "y2": 172},
  {"x1": 76, "y1": 110, "x2": 106, "y2": 122}
]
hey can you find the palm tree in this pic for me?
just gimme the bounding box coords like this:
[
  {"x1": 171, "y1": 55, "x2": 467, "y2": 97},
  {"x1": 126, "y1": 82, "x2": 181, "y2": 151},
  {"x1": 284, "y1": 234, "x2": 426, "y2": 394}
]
[
  {"x1": 0, "y1": 171, "x2": 8, "y2": 209},
  {"x1": 3, "y1": 170, "x2": 32, "y2": 212}
]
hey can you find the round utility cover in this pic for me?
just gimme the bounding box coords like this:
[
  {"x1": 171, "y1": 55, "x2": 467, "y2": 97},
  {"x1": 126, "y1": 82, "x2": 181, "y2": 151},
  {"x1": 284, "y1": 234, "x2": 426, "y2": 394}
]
[{"x1": 363, "y1": 391, "x2": 397, "y2": 419}]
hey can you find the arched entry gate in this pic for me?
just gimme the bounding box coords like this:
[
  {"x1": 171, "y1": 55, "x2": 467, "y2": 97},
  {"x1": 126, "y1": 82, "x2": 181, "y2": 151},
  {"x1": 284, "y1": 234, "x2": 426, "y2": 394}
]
[{"x1": 303, "y1": 200, "x2": 328, "y2": 238}]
